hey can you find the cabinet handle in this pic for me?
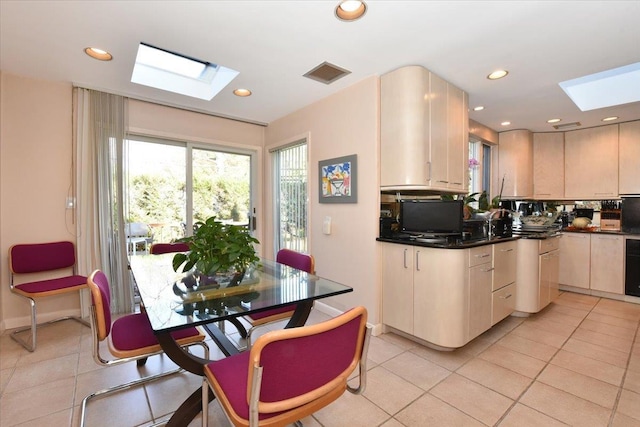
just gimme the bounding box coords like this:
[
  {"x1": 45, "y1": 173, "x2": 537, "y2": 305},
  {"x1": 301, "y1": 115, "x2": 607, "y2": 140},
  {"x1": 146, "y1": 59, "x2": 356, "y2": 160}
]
[
  {"x1": 426, "y1": 162, "x2": 431, "y2": 181},
  {"x1": 482, "y1": 267, "x2": 495, "y2": 273},
  {"x1": 403, "y1": 249, "x2": 408, "y2": 269},
  {"x1": 475, "y1": 253, "x2": 491, "y2": 258},
  {"x1": 437, "y1": 180, "x2": 449, "y2": 184},
  {"x1": 595, "y1": 192, "x2": 614, "y2": 195},
  {"x1": 537, "y1": 193, "x2": 551, "y2": 196},
  {"x1": 500, "y1": 248, "x2": 514, "y2": 252},
  {"x1": 500, "y1": 293, "x2": 513, "y2": 299},
  {"x1": 416, "y1": 250, "x2": 420, "y2": 271},
  {"x1": 451, "y1": 182, "x2": 463, "y2": 185}
]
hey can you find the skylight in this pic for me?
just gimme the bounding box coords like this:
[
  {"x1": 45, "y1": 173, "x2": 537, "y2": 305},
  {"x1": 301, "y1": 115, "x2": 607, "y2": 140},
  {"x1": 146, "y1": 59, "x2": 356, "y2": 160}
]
[
  {"x1": 559, "y1": 62, "x2": 640, "y2": 111},
  {"x1": 131, "y1": 43, "x2": 239, "y2": 101}
]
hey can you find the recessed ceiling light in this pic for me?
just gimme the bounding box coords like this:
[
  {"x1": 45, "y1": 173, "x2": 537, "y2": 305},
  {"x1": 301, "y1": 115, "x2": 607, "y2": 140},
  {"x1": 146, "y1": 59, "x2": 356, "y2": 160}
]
[
  {"x1": 473, "y1": 106, "x2": 485, "y2": 111},
  {"x1": 602, "y1": 116, "x2": 619, "y2": 122},
  {"x1": 233, "y1": 88, "x2": 252, "y2": 97},
  {"x1": 547, "y1": 118, "x2": 562, "y2": 124},
  {"x1": 501, "y1": 121, "x2": 511, "y2": 126},
  {"x1": 487, "y1": 70, "x2": 508, "y2": 80},
  {"x1": 335, "y1": 0, "x2": 367, "y2": 21},
  {"x1": 84, "y1": 47, "x2": 112, "y2": 61}
]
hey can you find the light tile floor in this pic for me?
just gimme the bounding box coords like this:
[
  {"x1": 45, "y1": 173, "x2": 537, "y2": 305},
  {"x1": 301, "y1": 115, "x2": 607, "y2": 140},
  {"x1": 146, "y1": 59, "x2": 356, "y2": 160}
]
[{"x1": 2, "y1": 291, "x2": 640, "y2": 426}]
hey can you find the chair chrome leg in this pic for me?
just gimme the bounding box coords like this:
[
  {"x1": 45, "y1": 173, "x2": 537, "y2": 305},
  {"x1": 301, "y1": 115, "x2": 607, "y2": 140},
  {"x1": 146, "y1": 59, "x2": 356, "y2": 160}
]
[
  {"x1": 293, "y1": 421, "x2": 303, "y2": 427},
  {"x1": 202, "y1": 379, "x2": 209, "y2": 427}
]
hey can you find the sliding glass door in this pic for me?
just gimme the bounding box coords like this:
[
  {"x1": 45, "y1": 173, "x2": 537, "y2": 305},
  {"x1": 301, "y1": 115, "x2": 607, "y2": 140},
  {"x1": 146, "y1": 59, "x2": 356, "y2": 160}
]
[{"x1": 125, "y1": 136, "x2": 255, "y2": 252}]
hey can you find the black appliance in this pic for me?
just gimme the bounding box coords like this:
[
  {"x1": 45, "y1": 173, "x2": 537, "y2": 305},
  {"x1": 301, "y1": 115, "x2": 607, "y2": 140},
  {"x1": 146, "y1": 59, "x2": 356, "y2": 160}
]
[
  {"x1": 379, "y1": 217, "x2": 398, "y2": 238},
  {"x1": 622, "y1": 197, "x2": 640, "y2": 233},
  {"x1": 625, "y1": 239, "x2": 640, "y2": 297},
  {"x1": 574, "y1": 208, "x2": 594, "y2": 220},
  {"x1": 492, "y1": 216, "x2": 513, "y2": 237},
  {"x1": 400, "y1": 199, "x2": 463, "y2": 235}
]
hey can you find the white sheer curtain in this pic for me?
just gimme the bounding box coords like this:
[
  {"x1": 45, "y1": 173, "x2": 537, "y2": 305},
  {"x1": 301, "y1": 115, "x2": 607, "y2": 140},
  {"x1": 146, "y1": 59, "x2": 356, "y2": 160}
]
[{"x1": 73, "y1": 88, "x2": 133, "y2": 314}]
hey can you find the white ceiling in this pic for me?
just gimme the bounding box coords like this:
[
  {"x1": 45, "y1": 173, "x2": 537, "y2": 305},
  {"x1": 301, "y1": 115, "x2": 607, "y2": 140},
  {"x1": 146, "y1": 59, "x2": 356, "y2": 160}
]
[{"x1": 2, "y1": 1, "x2": 639, "y2": 133}]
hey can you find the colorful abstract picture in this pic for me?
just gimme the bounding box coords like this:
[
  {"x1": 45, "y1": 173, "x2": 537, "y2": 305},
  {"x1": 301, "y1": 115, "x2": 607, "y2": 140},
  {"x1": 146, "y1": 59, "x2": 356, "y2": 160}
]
[{"x1": 318, "y1": 155, "x2": 357, "y2": 203}]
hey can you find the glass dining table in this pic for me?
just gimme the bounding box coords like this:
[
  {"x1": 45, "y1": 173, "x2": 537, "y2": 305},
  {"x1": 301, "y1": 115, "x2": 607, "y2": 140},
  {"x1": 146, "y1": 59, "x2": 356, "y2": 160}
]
[{"x1": 129, "y1": 253, "x2": 353, "y2": 426}]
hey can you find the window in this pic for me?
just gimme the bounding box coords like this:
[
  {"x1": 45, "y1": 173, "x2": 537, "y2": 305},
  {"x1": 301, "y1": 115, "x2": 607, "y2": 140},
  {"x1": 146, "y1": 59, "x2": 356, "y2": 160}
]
[
  {"x1": 468, "y1": 139, "x2": 492, "y2": 195},
  {"x1": 272, "y1": 141, "x2": 308, "y2": 254},
  {"x1": 125, "y1": 136, "x2": 255, "y2": 251}
]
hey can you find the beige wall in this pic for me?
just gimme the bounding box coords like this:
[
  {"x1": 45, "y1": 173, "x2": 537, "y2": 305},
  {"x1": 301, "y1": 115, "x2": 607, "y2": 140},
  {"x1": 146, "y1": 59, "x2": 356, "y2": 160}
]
[
  {"x1": 1, "y1": 73, "x2": 78, "y2": 330},
  {"x1": 0, "y1": 74, "x2": 267, "y2": 332},
  {"x1": 265, "y1": 76, "x2": 382, "y2": 326}
]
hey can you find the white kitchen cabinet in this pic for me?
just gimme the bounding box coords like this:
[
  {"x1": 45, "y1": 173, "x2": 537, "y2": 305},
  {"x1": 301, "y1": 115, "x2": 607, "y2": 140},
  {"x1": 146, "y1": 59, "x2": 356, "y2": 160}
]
[
  {"x1": 383, "y1": 241, "x2": 523, "y2": 349},
  {"x1": 564, "y1": 124, "x2": 619, "y2": 199},
  {"x1": 619, "y1": 120, "x2": 640, "y2": 195},
  {"x1": 590, "y1": 234, "x2": 624, "y2": 294},
  {"x1": 498, "y1": 130, "x2": 533, "y2": 199},
  {"x1": 533, "y1": 132, "x2": 564, "y2": 199},
  {"x1": 381, "y1": 244, "x2": 414, "y2": 334},
  {"x1": 468, "y1": 261, "x2": 493, "y2": 340},
  {"x1": 515, "y1": 236, "x2": 561, "y2": 313},
  {"x1": 559, "y1": 233, "x2": 591, "y2": 289},
  {"x1": 380, "y1": 65, "x2": 468, "y2": 192},
  {"x1": 492, "y1": 240, "x2": 517, "y2": 325}
]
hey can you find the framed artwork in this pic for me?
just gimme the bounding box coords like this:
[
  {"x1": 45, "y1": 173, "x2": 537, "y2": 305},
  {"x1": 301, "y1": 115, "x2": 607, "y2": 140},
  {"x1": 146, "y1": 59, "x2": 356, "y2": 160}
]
[{"x1": 318, "y1": 154, "x2": 357, "y2": 203}]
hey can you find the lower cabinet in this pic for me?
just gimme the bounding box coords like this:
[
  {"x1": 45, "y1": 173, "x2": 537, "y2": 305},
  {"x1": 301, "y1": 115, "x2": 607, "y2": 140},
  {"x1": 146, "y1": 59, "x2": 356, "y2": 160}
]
[
  {"x1": 381, "y1": 241, "x2": 517, "y2": 349},
  {"x1": 558, "y1": 232, "x2": 624, "y2": 295},
  {"x1": 515, "y1": 236, "x2": 561, "y2": 313},
  {"x1": 590, "y1": 234, "x2": 624, "y2": 294}
]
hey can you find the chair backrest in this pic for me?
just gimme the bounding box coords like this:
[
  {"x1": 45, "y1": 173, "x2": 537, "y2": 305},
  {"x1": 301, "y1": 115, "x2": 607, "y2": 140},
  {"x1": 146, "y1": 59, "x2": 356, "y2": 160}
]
[
  {"x1": 249, "y1": 306, "x2": 367, "y2": 414},
  {"x1": 276, "y1": 249, "x2": 315, "y2": 274},
  {"x1": 87, "y1": 270, "x2": 112, "y2": 341},
  {"x1": 9, "y1": 241, "x2": 77, "y2": 274},
  {"x1": 149, "y1": 242, "x2": 190, "y2": 254}
]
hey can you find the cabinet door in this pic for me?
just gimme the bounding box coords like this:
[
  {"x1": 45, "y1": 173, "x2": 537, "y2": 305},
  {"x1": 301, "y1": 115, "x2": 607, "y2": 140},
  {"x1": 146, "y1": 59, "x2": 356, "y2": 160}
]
[
  {"x1": 559, "y1": 233, "x2": 591, "y2": 289},
  {"x1": 382, "y1": 244, "x2": 414, "y2": 333},
  {"x1": 493, "y1": 240, "x2": 517, "y2": 291},
  {"x1": 533, "y1": 132, "x2": 564, "y2": 199},
  {"x1": 492, "y1": 283, "x2": 516, "y2": 325},
  {"x1": 468, "y1": 262, "x2": 493, "y2": 340},
  {"x1": 590, "y1": 234, "x2": 624, "y2": 294},
  {"x1": 498, "y1": 130, "x2": 533, "y2": 198},
  {"x1": 446, "y1": 83, "x2": 468, "y2": 191},
  {"x1": 539, "y1": 253, "x2": 551, "y2": 310},
  {"x1": 564, "y1": 125, "x2": 619, "y2": 199},
  {"x1": 429, "y1": 72, "x2": 449, "y2": 188},
  {"x1": 380, "y1": 66, "x2": 430, "y2": 188},
  {"x1": 619, "y1": 121, "x2": 640, "y2": 195}
]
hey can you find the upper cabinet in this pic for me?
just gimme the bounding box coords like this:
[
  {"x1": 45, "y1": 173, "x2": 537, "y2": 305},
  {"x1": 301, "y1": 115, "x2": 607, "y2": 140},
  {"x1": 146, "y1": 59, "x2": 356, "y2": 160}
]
[
  {"x1": 498, "y1": 130, "x2": 533, "y2": 199},
  {"x1": 564, "y1": 124, "x2": 619, "y2": 200},
  {"x1": 619, "y1": 121, "x2": 640, "y2": 195},
  {"x1": 380, "y1": 66, "x2": 468, "y2": 192},
  {"x1": 533, "y1": 132, "x2": 564, "y2": 200}
]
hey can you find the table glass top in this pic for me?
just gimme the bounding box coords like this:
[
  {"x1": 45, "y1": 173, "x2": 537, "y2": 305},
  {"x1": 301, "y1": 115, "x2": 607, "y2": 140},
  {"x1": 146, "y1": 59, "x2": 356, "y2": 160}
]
[{"x1": 129, "y1": 253, "x2": 352, "y2": 332}]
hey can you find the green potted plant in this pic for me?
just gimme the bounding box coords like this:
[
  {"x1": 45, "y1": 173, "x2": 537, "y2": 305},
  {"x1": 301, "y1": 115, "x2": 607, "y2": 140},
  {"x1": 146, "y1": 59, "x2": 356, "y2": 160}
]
[{"x1": 172, "y1": 216, "x2": 260, "y2": 286}]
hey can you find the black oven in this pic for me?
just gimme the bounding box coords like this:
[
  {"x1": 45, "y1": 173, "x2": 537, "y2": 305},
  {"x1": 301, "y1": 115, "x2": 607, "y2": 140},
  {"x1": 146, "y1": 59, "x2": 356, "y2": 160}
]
[
  {"x1": 622, "y1": 197, "x2": 640, "y2": 233},
  {"x1": 625, "y1": 239, "x2": 640, "y2": 297}
]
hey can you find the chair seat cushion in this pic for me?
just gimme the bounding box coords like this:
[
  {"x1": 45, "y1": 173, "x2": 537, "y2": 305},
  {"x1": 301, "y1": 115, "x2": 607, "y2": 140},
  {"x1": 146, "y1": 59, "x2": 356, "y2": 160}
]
[
  {"x1": 111, "y1": 313, "x2": 200, "y2": 352},
  {"x1": 247, "y1": 304, "x2": 296, "y2": 321},
  {"x1": 206, "y1": 352, "x2": 261, "y2": 421},
  {"x1": 14, "y1": 275, "x2": 87, "y2": 294}
]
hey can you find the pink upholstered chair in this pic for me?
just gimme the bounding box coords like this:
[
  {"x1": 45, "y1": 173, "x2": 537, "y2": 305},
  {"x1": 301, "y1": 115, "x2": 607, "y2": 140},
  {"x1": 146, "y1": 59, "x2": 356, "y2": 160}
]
[
  {"x1": 8, "y1": 241, "x2": 89, "y2": 352},
  {"x1": 203, "y1": 306, "x2": 370, "y2": 427},
  {"x1": 149, "y1": 242, "x2": 190, "y2": 254},
  {"x1": 80, "y1": 269, "x2": 209, "y2": 427},
  {"x1": 244, "y1": 249, "x2": 315, "y2": 347}
]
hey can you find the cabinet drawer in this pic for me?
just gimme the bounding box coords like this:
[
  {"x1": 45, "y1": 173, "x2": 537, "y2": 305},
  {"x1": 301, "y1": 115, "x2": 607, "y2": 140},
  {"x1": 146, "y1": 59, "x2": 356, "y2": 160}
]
[
  {"x1": 492, "y1": 282, "x2": 516, "y2": 325},
  {"x1": 493, "y1": 241, "x2": 517, "y2": 291},
  {"x1": 469, "y1": 246, "x2": 493, "y2": 267},
  {"x1": 539, "y1": 236, "x2": 560, "y2": 254}
]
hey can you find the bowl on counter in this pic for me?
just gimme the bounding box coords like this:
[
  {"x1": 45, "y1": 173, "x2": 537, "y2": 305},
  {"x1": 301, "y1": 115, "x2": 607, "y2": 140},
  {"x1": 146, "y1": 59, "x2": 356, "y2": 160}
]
[{"x1": 519, "y1": 211, "x2": 560, "y2": 229}]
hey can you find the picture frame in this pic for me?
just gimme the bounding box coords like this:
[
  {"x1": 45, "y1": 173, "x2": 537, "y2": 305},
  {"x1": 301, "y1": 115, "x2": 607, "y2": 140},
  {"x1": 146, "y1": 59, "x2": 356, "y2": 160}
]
[{"x1": 318, "y1": 154, "x2": 357, "y2": 203}]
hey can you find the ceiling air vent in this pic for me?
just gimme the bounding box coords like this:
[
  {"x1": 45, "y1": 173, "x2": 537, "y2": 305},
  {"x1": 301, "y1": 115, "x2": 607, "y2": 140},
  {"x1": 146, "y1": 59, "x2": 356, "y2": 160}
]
[
  {"x1": 303, "y1": 61, "x2": 351, "y2": 84},
  {"x1": 553, "y1": 121, "x2": 582, "y2": 130}
]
